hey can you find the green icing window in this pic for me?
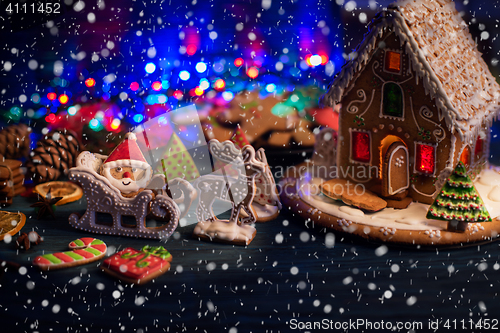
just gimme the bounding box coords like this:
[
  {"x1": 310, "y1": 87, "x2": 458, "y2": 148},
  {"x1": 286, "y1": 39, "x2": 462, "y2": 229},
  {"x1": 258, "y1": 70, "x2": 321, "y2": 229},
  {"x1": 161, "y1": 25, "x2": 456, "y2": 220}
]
[{"x1": 382, "y1": 83, "x2": 403, "y2": 118}]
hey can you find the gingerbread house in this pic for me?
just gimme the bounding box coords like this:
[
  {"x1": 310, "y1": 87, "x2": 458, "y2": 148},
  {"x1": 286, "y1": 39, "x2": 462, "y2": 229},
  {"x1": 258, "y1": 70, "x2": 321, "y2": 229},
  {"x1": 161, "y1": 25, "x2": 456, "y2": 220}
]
[{"x1": 321, "y1": 0, "x2": 500, "y2": 204}]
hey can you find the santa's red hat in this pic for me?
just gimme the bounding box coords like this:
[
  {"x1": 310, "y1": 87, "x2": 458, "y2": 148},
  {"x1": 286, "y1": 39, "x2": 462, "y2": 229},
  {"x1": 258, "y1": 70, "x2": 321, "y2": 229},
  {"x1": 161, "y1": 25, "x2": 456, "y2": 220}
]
[{"x1": 102, "y1": 132, "x2": 150, "y2": 169}]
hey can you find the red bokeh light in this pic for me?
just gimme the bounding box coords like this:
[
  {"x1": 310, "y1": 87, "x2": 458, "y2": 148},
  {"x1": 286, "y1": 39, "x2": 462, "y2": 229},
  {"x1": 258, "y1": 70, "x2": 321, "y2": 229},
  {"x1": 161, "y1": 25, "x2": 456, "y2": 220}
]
[
  {"x1": 214, "y1": 79, "x2": 226, "y2": 90},
  {"x1": 85, "y1": 78, "x2": 96, "y2": 87},
  {"x1": 47, "y1": 92, "x2": 57, "y2": 101},
  {"x1": 234, "y1": 58, "x2": 244, "y2": 67},
  {"x1": 246, "y1": 67, "x2": 259, "y2": 79},
  {"x1": 186, "y1": 44, "x2": 197, "y2": 56},
  {"x1": 151, "y1": 81, "x2": 162, "y2": 91},
  {"x1": 45, "y1": 113, "x2": 56, "y2": 123},
  {"x1": 173, "y1": 90, "x2": 183, "y2": 100},
  {"x1": 130, "y1": 82, "x2": 140, "y2": 91}
]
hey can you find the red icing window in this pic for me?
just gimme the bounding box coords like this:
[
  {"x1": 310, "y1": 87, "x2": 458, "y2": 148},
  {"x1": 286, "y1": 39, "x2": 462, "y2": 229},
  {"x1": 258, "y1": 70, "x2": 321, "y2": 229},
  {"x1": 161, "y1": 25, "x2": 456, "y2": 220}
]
[
  {"x1": 352, "y1": 131, "x2": 370, "y2": 163},
  {"x1": 460, "y1": 146, "x2": 470, "y2": 167},
  {"x1": 385, "y1": 51, "x2": 401, "y2": 73},
  {"x1": 475, "y1": 136, "x2": 484, "y2": 159},
  {"x1": 416, "y1": 144, "x2": 435, "y2": 174}
]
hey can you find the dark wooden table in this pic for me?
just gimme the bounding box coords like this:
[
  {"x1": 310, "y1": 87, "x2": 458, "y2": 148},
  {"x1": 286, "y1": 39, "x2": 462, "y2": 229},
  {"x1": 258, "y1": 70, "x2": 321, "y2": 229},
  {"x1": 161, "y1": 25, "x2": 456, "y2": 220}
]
[{"x1": 1, "y1": 189, "x2": 500, "y2": 333}]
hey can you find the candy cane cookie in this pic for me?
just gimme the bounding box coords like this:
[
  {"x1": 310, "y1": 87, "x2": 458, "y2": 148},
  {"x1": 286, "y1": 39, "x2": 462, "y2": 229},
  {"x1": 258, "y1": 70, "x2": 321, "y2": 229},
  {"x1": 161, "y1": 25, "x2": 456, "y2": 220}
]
[{"x1": 33, "y1": 237, "x2": 107, "y2": 271}]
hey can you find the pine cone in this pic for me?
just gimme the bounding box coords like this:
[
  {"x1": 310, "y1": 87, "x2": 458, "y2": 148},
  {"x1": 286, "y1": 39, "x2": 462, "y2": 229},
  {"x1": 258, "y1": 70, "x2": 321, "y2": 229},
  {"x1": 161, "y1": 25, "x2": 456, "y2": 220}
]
[
  {"x1": 0, "y1": 124, "x2": 31, "y2": 159},
  {"x1": 27, "y1": 129, "x2": 80, "y2": 184}
]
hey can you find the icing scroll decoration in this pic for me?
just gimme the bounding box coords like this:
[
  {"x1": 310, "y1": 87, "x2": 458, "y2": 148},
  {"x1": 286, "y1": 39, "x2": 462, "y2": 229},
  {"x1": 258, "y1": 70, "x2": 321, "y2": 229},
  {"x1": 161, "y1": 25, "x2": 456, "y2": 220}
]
[
  {"x1": 410, "y1": 98, "x2": 446, "y2": 143},
  {"x1": 419, "y1": 106, "x2": 446, "y2": 142},
  {"x1": 359, "y1": 89, "x2": 376, "y2": 119},
  {"x1": 346, "y1": 89, "x2": 367, "y2": 114}
]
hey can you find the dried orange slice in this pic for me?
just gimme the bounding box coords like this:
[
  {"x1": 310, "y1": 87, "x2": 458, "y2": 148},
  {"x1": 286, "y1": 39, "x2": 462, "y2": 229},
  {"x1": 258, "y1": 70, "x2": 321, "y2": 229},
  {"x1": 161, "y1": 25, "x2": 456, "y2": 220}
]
[
  {"x1": 34, "y1": 181, "x2": 83, "y2": 206},
  {"x1": 0, "y1": 211, "x2": 26, "y2": 241}
]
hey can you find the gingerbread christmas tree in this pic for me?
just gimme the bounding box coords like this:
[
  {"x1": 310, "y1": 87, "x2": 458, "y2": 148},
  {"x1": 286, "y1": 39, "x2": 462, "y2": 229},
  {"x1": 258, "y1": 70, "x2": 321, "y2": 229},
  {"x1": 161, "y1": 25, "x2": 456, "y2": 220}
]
[
  {"x1": 426, "y1": 161, "x2": 491, "y2": 232},
  {"x1": 158, "y1": 132, "x2": 200, "y2": 182},
  {"x1": 230, "y1": 124, "x2": 251, "y2": 147}
]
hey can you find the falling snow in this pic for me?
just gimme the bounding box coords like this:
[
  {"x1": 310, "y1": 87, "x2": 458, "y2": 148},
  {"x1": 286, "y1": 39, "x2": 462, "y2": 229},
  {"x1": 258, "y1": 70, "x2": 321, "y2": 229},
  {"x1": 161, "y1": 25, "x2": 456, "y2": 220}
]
[{"x1": 1, "y1": 0, "x2": 500, "y2": 331}]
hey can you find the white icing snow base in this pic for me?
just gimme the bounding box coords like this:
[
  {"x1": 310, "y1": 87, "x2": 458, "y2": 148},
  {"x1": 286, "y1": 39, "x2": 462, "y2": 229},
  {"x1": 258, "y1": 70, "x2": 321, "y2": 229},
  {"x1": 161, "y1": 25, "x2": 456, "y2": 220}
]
[
  {"x1": 298, "y1": 168, "x2": 500, "y2": 231},
  {"x1": 193, "y1": 220, "x2": 256, "y2": 243}
]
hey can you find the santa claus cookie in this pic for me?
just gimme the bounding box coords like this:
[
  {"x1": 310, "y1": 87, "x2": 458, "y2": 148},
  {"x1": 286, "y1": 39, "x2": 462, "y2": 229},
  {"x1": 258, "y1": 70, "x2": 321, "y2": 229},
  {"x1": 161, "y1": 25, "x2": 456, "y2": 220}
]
[
  {"x1": 100, "y1": 133, "x2": 153, "y2": 197},
  {"x1": 68, "y1": 132, "x2": 182, "y2": 239}
]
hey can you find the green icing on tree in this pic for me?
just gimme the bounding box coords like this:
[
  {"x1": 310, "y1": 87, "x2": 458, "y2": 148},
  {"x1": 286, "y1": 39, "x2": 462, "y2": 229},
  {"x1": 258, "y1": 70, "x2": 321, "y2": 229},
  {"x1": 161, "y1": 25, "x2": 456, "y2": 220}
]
[
  {"x1": 158, "y1": 132, "x2": 200, "y2": 182},
  {"x1": 426, "y1": 161, "x2": 491, "y2": 223}
]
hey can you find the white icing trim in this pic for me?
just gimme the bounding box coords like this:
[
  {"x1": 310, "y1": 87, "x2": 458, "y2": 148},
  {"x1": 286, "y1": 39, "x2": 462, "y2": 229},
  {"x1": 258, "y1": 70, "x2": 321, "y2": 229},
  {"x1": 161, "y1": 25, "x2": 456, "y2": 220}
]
[
  {"x1": 411, "y1": 183, "x2": 437, "y2": 198},
  {"x1": 448, "y1": 134, "x2": 457, "y2": 168},
  {"x1": 102, "y1": 159, "x2": 151, "y2": 169},
  {"x1": 387, "y1": 144, "x2": 409, "y2": 195}
]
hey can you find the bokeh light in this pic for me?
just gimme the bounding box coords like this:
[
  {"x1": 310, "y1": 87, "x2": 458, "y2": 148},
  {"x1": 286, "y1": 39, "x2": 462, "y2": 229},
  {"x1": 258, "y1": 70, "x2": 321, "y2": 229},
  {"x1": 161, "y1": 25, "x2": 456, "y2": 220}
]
[
  {"x1": 85, "y1": 78, "x2": 96, "y2": 87},
  {"x1": 58, "y1": 94, "x2": 69, "y2": 104},
  {"x1": 145, "y1": 63, "x2": 156, "y2": 74},
  {"x1": 246, "y1": 67, "x2": 259, "y2": 79}
]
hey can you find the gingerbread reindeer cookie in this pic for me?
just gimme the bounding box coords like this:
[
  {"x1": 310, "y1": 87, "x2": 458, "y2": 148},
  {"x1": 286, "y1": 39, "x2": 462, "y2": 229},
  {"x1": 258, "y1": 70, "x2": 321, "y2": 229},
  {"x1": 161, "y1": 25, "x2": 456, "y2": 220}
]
[{"x1": 193, "y1": 140, "x2": 276, "y2": 245}]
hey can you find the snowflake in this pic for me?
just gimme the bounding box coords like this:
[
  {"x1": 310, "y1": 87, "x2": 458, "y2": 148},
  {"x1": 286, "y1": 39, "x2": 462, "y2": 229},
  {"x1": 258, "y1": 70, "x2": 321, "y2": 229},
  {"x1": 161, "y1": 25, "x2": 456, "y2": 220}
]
[
  {"x1": 424, "y1": 229, "x2": 441, "y2": 238},
  {"x1": 379, "y1": 226, "x2": 396, "y2": 236}
]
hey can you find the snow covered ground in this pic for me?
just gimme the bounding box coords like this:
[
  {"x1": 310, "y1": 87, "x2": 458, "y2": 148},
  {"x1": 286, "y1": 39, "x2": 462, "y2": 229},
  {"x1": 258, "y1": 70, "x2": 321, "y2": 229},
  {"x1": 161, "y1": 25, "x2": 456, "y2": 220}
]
[{"x1": 298, "y1": 168, "x2": 500, "y2": 231}]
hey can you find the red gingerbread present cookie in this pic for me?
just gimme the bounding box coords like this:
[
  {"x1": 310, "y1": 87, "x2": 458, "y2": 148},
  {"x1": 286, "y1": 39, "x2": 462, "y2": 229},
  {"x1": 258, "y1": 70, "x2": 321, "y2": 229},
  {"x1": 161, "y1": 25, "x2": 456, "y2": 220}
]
[{"x1": 101, "y1": 245, "x2": 172, "y2": 284}]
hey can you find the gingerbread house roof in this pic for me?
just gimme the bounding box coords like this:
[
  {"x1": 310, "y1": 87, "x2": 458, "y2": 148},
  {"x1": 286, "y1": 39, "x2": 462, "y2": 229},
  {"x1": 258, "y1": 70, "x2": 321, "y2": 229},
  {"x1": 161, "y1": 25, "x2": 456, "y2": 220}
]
[{"x1": 321, "y1": 0, "x2": 500, "y2": 142}]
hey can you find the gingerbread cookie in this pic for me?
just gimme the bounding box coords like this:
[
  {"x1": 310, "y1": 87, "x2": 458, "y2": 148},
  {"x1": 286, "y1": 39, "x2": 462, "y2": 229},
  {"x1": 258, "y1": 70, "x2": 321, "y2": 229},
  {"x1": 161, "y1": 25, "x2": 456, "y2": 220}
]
[
  {"x1": 321, "y1": 178, "x2": 387, "y2": 212},
  {"x1": 0, "y1": 211, "x2": 26, "y2": 241},
  {"x1": 32, "y1": 237, "x2": 107, "y2": 271},
  {"x1": 101, "y1": 245, "x2": 172, "y2": 284},
  {"x1": 0, "y1": 159, "x2": 25, "y2": 206},
  {"x1": 194, "y1": 220, "x2": 257, "y2": 246},
  {"x1": 202, "y1": 90, "x2": 318, "y2": 150},
  {"x1": 193, "y1": 140, "x2": 274, "y2": 245}
]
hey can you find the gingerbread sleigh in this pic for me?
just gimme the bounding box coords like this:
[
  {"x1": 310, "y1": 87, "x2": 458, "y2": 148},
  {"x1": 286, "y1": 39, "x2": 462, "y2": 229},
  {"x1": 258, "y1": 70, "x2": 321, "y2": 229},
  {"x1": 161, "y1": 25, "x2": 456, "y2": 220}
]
[
  {"x1": 68, "y1": 131, "x2": 280, "y2": 243},
  {"x1": 68, "y1": 133, "x2": 196, "y2": 239}
]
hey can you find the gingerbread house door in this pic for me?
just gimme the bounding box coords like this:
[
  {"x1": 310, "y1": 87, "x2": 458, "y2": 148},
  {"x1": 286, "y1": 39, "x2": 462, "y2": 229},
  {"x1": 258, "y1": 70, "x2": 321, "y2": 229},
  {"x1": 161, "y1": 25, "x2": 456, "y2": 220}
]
[{"x1": 382, "y1": 141, "x2": 409, "y2": 196}]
